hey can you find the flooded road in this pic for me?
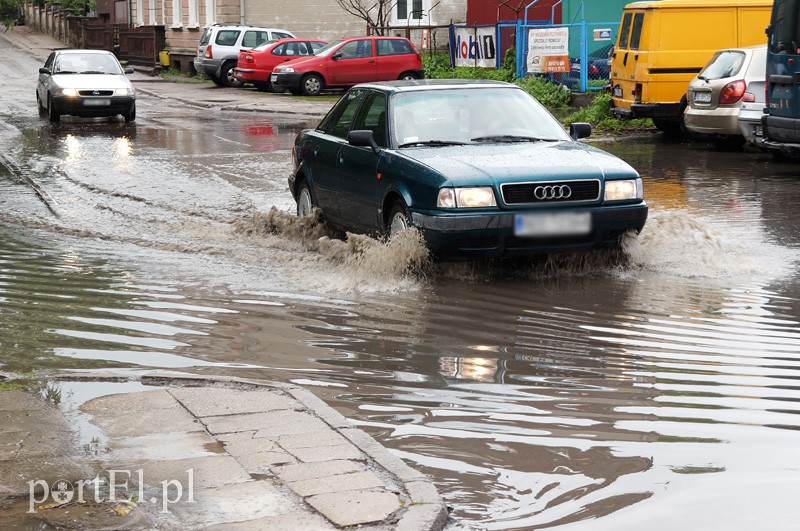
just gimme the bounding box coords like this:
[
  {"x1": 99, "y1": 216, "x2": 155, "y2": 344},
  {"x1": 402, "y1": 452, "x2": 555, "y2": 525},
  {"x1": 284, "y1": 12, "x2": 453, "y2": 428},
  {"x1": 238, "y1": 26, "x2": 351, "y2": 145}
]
[{"x1": 3, "y1": 39, "x2": 800, "y2": 529}]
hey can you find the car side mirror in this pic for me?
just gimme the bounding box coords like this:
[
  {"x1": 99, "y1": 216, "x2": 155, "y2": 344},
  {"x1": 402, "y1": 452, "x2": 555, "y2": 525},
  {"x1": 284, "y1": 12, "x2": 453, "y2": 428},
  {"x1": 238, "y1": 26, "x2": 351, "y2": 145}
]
[
  {"x1": 39, "y1": 67, "x2": 51, "y2": 75},
  {"x1": 124, "y1": 66, "x2": 135, "y2": 75},
  {"x1": 766, "y1": 24, "x2": 772, "y2": 36},
  {"x1": 348, "y1": 130, "x2": 381, "y2": 153},
  {"x1": 332, "y1": 52, "x2": 342, "y2": 60},
  {"x1": 570, "y1": 122, "x2": 592, "y2": 140}
]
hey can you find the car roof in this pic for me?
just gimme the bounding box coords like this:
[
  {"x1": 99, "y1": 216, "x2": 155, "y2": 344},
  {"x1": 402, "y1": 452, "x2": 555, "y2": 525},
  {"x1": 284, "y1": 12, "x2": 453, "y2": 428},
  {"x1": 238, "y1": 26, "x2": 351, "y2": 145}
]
[
  {"x1": 209, "y1": 24, "x2": 294, "y2": 32},
  {"x1": 55, "y1": 49, "x2": 115, "y2": 55},
  {"x1": 354, "y1": 79, "x2": 517, "y2": 93}
]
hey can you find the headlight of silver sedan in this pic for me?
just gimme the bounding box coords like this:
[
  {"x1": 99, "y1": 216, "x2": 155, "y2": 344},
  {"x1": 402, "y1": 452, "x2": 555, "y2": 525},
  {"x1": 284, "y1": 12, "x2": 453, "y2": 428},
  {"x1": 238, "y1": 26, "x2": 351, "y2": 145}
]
[
  {"x1": 114, "y1": 88, "x2": 131, "y2": 96},
  {"x1": 59, "y1": 88, "x2": 78, "y2": 97},
  {"x1": 604, "y1": 178, "x2": 643, "y2": 202},
  {"x1": 437, "y1": 187, "x2": 497, "y2": 208}
]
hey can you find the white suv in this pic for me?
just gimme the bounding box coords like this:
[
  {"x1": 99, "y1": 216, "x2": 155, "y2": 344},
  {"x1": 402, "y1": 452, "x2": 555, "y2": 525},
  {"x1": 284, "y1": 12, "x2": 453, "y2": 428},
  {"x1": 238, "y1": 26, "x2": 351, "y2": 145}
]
[{"x1": 194, "y1": 24, "x2": 295, "y2": 87}]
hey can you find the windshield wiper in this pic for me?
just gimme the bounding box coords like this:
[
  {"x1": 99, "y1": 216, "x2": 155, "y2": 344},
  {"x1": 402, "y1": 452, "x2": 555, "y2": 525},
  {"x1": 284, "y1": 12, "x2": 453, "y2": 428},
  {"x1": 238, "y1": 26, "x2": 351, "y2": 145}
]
[
  {"x1": 54, "y1": 70, "x2": 77, "y2": 74},
  {"x1": 471, "y1": 135, "x2": 558, "y2": 143},
  {"x1": 398, "y1": 140, "x2": 468, "y2": 148},
  {"x1": 81, "y1": 70, "x2": 107, "y2": 74}
]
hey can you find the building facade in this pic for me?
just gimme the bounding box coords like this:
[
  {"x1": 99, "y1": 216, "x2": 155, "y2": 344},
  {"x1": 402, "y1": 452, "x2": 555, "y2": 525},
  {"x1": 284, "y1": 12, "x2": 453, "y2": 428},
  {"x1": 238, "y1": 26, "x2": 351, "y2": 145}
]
[{"x1": 130, "y1": 0, "x2": 466, "y2": 73}]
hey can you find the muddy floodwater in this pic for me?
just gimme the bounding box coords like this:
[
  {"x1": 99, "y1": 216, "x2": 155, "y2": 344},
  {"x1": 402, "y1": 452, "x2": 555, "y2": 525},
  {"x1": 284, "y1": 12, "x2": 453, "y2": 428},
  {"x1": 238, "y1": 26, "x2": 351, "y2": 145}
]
[{"x1": 3, "y1": 45, "x2": 800, "y2": 530}]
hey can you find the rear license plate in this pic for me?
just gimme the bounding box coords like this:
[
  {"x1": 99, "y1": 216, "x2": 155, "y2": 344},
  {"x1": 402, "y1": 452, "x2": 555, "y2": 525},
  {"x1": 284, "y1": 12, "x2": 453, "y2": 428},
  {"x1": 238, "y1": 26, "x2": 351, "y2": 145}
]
[
  {"x1": 694, "y1": 92, "x2": 712, "y2": 104},
  {"x1": 755, "y1": 125, "x2": 763, "y2": 137},
  {"x1": 83, "y1": 99, "x2": 111, "y2": 106},
  {"x1": 514, "y1": 212, "x2": 592, "y2": 237},
  {"x1": 613, "y1": 86, "x2": 622, "y2": 98}
]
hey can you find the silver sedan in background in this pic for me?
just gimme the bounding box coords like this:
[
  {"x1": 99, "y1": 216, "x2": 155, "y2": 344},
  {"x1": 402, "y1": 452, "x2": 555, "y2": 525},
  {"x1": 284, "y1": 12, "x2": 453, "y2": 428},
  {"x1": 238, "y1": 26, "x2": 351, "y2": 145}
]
[{"x1": 36, "y1": 49, "x2": 136, "y2": 123}]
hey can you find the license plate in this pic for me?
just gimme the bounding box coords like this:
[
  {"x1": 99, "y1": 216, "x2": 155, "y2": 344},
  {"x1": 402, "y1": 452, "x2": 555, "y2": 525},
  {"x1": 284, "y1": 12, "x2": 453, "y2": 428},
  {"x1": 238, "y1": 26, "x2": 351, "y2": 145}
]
[
  {"x1": 514, "y1": 212, "x2": 592, "y2": 237},
  {"x1": 270, "y1": 74, "x2": 278, "y2": 82},
  {"x1": 83, "y1": 99, "x2": 111, "y2": 106},
  {"x1": 694, "y1": 92, "x2": 712, "y2": 104},
  {"x1": 613, "y1": 86, "x2": 622, "y2": 98},
  {"x1": 755, "y1": 125, "x2": 763, "y2": 137}
]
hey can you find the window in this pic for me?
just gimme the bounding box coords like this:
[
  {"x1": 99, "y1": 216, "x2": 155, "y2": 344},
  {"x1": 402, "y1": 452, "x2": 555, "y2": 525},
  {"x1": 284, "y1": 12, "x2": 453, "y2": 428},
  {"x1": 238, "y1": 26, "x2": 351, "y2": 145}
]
[
  {"x1": 272, "y1": 31, "x2": 293, "y2": 40},
  {"x1": 377, "y1": 39, "x2": 414, "y2": 56},
  {"x1": 629, "y1": 13, "x2": 645, "y2": 50},
  {"x1": 242, "y1": 31, "x2": 269, "y2": 48},
  {"x1": 395, "y1": 0, "x2": 430, "y2": 23},
  {"x1": 275, "y1": 42, "x2": 316, "y2": 57},
  {"x1": 215, "y1": 30, "x2": 240, "y2": 46},
  {"x1": 200, "y1": 27, "x2": 212, "y2": 46},
  {"x1": 320, "y1": 90, "x2": 366, "y2": 138},
  {"x1": 699, "y1": 51, "x2": 746, "y2": 80},
  {"x1": 618, "y1": 12, "x2": 632, "y2": 49},
  {"x1": 310, "y1": 42, "x2": 326, "y2": 53},
  {"x1": 188, "y1": 0, "x2": 198, "y2": 27},
  {"x1": 171, "y1": 0, "x2": 181, "y2": 27},
  {"x1": 771, "y1": 0, "x2": 800, "y2": 53},
  {"x1": 352, "y1": 92, "x2": 388, "y2": 147},
  {"x1": 337, "y1": 40, "x2": 373, "y2": 59},
  {"x1": 204, "y1": 0, "x2": 214, "y2": 26}
]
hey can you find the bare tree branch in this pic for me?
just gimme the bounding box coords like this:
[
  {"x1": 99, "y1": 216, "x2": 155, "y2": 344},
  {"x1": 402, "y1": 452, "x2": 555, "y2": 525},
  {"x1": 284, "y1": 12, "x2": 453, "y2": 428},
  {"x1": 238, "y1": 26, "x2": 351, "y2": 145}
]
[{"x1": 337, "y1": 0, "x2": 397, "y2": 35}]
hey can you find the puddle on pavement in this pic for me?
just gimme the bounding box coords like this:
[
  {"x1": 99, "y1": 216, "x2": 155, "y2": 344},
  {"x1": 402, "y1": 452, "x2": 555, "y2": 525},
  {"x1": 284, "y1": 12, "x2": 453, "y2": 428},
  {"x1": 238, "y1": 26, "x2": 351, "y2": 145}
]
[{"x1": 2, "y1": 103, "x2": 800, "y2": 529}]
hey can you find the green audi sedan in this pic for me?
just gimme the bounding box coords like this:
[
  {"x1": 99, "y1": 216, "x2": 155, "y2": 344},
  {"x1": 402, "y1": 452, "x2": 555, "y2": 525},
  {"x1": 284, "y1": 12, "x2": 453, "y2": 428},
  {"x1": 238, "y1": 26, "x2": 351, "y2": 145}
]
[{"x1": 289, "y1": 79, "x2": 647, "y2": 257}]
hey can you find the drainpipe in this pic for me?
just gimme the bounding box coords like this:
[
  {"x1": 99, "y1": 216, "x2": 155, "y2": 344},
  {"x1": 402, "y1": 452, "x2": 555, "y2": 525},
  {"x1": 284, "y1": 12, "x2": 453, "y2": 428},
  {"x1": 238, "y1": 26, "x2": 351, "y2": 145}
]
[{"x1": 240, "y1": 0, "x2": 244, "y2": 24}]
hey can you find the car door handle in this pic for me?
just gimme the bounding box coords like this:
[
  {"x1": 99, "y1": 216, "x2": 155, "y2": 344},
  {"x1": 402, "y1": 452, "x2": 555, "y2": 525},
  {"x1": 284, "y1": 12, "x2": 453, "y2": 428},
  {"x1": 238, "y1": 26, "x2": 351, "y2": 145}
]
[
  {"x1": 369, "y1": 59, "x2": 375, "y2": 63},
  {"x1": 339, "y1": 156, "x2": 345, "y2": 164}
]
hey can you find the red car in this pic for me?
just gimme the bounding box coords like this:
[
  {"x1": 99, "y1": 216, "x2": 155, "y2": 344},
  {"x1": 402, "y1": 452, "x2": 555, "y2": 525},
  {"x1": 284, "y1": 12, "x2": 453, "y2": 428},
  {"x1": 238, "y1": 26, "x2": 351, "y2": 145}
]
[
  {"x1": 234, "y1": 39, "x2": 328, "y2": 92},
  {"x1": 270, "y1": 36, "x2": 424, "y2": 96}
]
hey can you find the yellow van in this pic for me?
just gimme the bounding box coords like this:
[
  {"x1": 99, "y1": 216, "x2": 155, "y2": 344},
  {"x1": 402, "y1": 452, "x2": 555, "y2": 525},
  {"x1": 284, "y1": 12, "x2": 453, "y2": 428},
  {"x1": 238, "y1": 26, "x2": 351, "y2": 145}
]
[{"x1": 609, "y1": 0, "x2": 772, "y2": 135}]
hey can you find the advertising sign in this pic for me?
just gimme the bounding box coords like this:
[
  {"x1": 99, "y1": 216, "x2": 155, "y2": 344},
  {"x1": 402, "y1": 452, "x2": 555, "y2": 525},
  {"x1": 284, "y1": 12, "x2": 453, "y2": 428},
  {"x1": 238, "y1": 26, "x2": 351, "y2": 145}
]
[
  {"x1": 526, "y1": 27, "x2": 569, "y2": 73},
  {"x1": 452, "y1": 26, "x2": 497, "y2": 68},
  {"x1": 593, "y1": 28, "x2": 612, "y2": 41}
]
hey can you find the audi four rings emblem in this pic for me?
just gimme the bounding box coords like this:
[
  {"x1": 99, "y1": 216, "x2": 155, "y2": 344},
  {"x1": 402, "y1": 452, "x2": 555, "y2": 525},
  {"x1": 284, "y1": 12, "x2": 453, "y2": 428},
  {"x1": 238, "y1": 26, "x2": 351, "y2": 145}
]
[{"x1": 534, "y1": 185, "x2": 572, "y2": 200}]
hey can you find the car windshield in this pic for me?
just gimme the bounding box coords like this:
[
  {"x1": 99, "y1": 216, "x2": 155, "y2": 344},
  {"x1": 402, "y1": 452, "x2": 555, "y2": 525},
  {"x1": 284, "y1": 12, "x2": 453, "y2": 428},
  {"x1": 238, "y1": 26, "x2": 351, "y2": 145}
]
[
  {"x1": 391, "y1": 87, "x2": 571, "y2": 147},
  {"x1": 54, "y1": 53, "x2": 123, "y2": 75},
  {"x1": 314, "y1": 40, "x2": 344, "y2": 57},
  {"x1": 699, "y1": 51, "x2": 746, "y2": 81}
]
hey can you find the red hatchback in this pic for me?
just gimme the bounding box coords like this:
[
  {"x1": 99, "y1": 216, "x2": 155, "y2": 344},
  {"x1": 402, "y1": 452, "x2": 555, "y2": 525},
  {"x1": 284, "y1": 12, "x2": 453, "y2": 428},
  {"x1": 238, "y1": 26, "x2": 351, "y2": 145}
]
[
  {"x1": 270, "y1": 36, "x2": 424, "y2": 96},
  {"x1": 234, "y1": 39, "x2": 328, "y2": 92}
]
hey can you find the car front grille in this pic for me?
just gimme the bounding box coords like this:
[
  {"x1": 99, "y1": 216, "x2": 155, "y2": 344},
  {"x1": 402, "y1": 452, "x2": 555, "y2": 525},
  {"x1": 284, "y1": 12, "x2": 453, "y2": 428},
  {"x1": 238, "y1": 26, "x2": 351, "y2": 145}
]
[
  {"x1": 78, "y1": 90, "x2": 114, "y2": 96},
  {"x1": 501, "y1": 179, "x2": 601, "y2": 205}
]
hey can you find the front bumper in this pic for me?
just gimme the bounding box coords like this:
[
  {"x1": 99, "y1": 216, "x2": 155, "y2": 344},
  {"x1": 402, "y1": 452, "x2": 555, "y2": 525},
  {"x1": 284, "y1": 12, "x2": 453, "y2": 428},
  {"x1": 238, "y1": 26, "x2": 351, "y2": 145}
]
[
  {"x1": 270, "y1": 71, "x2": 304, "y2": 91},
  {"x1": 410, "y1": 202, "x2": 649, "y2": 257},
  {"x1": 684, "y1": 106, "x2": 741, "y2": 136},
  {"x1": 52, "y1": 95, "x2": 135, "y2": 117}
]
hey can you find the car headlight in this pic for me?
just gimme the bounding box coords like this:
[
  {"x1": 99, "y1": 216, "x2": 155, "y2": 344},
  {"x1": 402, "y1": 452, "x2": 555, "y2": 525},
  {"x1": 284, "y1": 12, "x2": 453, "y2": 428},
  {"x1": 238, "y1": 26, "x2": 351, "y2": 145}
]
[
  {"x1": 437, "y1": 187, "x2": 496, "y2": 208},
  {"x1": 60, "y1": 88, "x2": 78, "y2": 97},
  {"x1": 604, "y1": 178, "x2": 643, "y2": 201},
  {"x1": 114, "y1": 88, "x2": 130, "y2": 96},
  {"x1": 277, "y1": 67, "x2": 294, "y2": 73}
]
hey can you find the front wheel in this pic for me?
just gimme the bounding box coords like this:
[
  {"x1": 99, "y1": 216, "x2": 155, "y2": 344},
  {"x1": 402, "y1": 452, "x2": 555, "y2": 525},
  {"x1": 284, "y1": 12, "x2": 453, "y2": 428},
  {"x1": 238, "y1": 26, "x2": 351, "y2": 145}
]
[
  {"x1": 296, "y1": 181, "x2": 314, "y2": 217},
  {"x1": 300, "y1": 74, "x2": 323, "y2": 96},
  {"x1": 123, "y1": 103, "x2": 136, "y2": 123},
  {"x1": 387, "y1": 200, "x2": 411, "y2": 238},
  {"x1": 47, "y1": 96, "x2": 60, "y2": 123}
]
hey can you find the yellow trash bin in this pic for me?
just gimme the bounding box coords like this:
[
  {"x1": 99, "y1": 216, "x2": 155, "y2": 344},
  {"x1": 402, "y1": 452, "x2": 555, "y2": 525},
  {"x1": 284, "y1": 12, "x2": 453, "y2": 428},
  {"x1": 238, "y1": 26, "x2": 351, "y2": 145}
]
[{"x1": 159, "y1": 50, "x2": 170, "y2": 67}]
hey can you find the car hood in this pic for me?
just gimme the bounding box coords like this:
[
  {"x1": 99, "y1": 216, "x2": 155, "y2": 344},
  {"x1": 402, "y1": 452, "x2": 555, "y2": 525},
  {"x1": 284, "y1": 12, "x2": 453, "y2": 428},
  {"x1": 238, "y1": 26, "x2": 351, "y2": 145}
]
[
  {"x1": 50, "y1": 74, "x2": 133, "y2": 90},
  {"x1": 398, "y1": 141, "x2": 638, "y2": 185}
]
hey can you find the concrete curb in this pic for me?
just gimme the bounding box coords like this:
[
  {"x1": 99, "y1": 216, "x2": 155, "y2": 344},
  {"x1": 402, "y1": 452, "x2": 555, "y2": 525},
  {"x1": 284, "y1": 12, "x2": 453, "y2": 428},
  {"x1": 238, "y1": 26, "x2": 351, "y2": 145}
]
[{"x1": 52, "y1": 372, "x2": 449, "y2": 530}]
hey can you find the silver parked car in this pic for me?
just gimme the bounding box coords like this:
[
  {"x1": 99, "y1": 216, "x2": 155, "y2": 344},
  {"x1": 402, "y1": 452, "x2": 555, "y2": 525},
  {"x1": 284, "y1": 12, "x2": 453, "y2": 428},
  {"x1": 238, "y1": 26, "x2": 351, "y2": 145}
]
[
  {"x1": 684, "y1": 45, "x2": 767, "y2": 148},
  {"x1": 738, "y1": 77, "x2": 767, "y2": 149},
  {"x1": 36, "y1": 49, "x2": 136, "y2": 123}
]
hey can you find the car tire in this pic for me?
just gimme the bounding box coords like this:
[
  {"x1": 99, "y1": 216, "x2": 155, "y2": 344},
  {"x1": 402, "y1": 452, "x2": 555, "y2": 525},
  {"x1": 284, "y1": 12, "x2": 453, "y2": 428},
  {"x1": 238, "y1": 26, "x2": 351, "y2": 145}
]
[
  {"x1": 36, "y1": 90, "x2": 46, "y2": 115},
  {"x1": 387, "y1": 199, "x2": 412, "y2": 238},
  {"x1": 296, "y1": 180, "x2": 315, "y2": 217},
  {"x1": 123, "y1": 103, "x2": 136, "y2": 123},
  {"x1": 398, "y1": 71, "x2": 418, "y2": 81},
  {"x1": 300, "y1": 74, "x2": 323, "y2": 96},
  {"x1": 220, "y1": 63, "x2": 243, "y2": 88},
  {"x1": 47, "y1": 96, "x2": 60, "y2": 123},
  {"x1": 210, "y1": 75, "x2": 225, "y2": 87}
]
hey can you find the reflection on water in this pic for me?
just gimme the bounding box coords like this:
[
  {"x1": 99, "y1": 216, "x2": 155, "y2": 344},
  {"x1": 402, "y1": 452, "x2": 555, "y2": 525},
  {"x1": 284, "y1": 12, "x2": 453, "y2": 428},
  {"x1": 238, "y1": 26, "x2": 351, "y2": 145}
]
[{"x1": 2, "y1": 108, "x2": 800, "y2": 529}]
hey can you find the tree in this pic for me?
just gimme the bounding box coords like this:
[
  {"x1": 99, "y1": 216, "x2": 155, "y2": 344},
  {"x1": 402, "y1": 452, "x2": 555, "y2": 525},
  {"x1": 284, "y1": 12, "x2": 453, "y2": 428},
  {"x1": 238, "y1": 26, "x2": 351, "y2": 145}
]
[
  {"x1": 336, "y1": 0, "x2": 396, "y2": 36},
  {"x1": 0, "y1": 0, "x2": 22, "y2": 30}
]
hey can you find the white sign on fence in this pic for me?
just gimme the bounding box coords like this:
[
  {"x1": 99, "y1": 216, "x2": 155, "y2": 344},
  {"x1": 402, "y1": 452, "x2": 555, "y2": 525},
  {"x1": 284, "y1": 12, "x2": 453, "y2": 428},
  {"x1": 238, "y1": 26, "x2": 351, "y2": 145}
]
[
  {"x1": 526, "y1": 27, "x2": 570, "y2": 73},
  {"x1": 453, "y1": 26, "x2": 497, "y2": 68}
]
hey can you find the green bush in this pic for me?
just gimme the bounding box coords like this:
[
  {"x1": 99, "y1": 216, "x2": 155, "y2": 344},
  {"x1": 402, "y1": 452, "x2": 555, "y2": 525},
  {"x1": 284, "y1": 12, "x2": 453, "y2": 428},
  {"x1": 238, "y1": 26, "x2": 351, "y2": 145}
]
[
  {"x1": 565, "y1": 92, "x2": 652, "y2": 133},
  {"x1": 422, "y1": 51, "x2": 571, "y2": 108}
]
